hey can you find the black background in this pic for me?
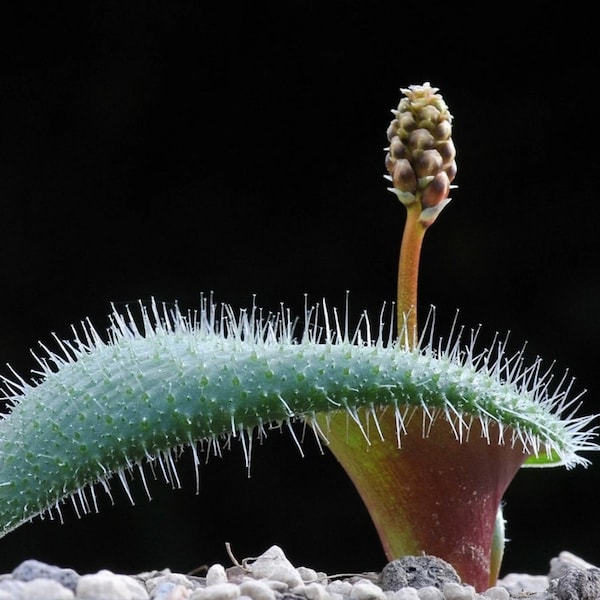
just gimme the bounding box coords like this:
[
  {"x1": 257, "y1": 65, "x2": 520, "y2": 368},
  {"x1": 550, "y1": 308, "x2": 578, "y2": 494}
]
[{"x1": 1, "y1": 1, "x2": 599, "y2": 581}]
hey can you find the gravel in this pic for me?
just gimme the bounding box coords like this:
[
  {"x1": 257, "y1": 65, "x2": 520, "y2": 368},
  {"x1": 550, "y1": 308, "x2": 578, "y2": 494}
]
[{"x1": 0, "y1": 548, "x2": 597, "y2": 600}]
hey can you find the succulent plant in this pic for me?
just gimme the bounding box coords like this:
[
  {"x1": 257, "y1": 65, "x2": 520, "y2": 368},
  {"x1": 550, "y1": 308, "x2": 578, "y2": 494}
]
[{"x1": 0, "y1": 83, "x2": 597, "y2": 592}]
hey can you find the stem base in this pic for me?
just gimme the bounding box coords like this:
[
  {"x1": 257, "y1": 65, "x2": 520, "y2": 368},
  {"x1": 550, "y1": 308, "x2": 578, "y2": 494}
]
[{"x1": 319, "y1": 407, "x2": 529, "y2": 591}]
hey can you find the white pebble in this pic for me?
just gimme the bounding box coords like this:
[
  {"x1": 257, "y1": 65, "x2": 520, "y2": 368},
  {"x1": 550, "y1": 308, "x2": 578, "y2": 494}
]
[
  {"x1": 206, "y1": 565, "x2": 228, "y2": 587},
  {"x1": 77, "y1": 570, "x2": 149, "y2": 600},
  {"x1": 150, "y1": 581, "x2": 175, "y2": 600},
  {"x1": 350, "y1": 581, "x2": 388, "y2": 600},
  {"x1": 416, "y1": 587, "x2": 444, "y2": 600},
  {"x1": 0, "y1": 580, "x2": 26, "y2": 597},
  {"x1": 165, "y1": 585, "x2": 192, "y2": 600},
  {"x1": 480, "y1": 587, "x2": 509, "y2": 600},
  {"x1": 495, "y1": 573, "x2": 548, "y2": 594},
  {"x1": 261, "y1": 579, "x2": 288, "y2": 592},
  {"x1": 326, "y1": 580, "x2": 353, "y2": 596},
  {"x1": 269, "y1": 565, "x2": 303, "y2": 588},
  {"x1": 22, "y1": 578, "x2": 75, "y2": 600},
  {"x1": 246, "y1": 546, "x2": 295, "y2": 580},
  {"x1": 190, "y1": 582, "x2": 240, "y2": 600},
  {"x1": 441, "y1": 582, "x2": 477, "y2": 600},
  {"x1": 391, "y1": 587, "x2": 419, "y2": 600},
  {"x1": 239, "y1": 579, "x2": 276, "y2": 600},
  {"x1": 148, "y1": 574, "x2": 196, "y2": 594},
  {"x1": 297, "y1": 567, "x2": 319, "y2": 583},
  {"x1": 301, "y1": 582, "x2": 329, "y2": 600}
]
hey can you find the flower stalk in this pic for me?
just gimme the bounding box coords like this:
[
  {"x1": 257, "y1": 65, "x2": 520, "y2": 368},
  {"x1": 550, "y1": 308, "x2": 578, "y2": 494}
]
[
  {"x1": 385, "y1": 82, "x2": 457, "y2": 340},
  {"x1": 395, "y1": 203, "x2": 425, "y2": 345}
]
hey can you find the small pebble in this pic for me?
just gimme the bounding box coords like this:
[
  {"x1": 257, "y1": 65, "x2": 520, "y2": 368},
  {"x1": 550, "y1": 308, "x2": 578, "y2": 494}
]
[
  {"x1": 261, "y1": 579, "x2": 288, "y2": 592},
  {"x1": 269, "y1": 565, "x2": 303, "y2": 588},
  {"x1": 480, "y1": 586, "x2": 509, "y2": 600},
  {"x1": 77, "y1": 570, "x2": 149, "y2": 600},
  {"x1": 12, "y1": 559, "x2": 80, "y2": 592},
  {"x1": 164, "y1": 585, "x2": 191, "y2": 600},
  {"x1": 301, "y1": 582, "x2": 330, "y2": 600},
  {"x1": 191, "y1": 582, "x2": 240, "y2": 600},
  {"x1": 225, "y1": 567, "x2": 247, "y2": 585},
  {"x1": 22, "y1": 578, "x2": 76, "y2": 600},
  {"x1": 0, "y1": 580, "x2": 27, "y2": 597},
  {"x1": 150, "y1": 581, "x2": 177, "y2": 600},
  {"x1": 206, "y1": 565, "x2": 228, "y2": 587},
  {"x1": 496, "y1": 573, "x2": 549, "y2": 595},
  {"x1": 441, "y1": 582, "x2": 477, "y2": 600},
  {"x1": 297, "y1": 567, "x2": 320, "y2": 583},
  {"x1": 151, "y1": 581, "x2": 195, "y2": 600},
  {"x1": 239, "y1": 579, "x2": 276, "y2": 600},
  {"x1": 350, "y1": 580, "x2": 388, "y2": 600},
  {"x1": 246, "y1": 546, "x2": 295, "y2": 580},
  {"x1": 416, "y1": 586, "x2": 445, "y2": 600},
  {"x1": 148, "y1": 574, "x2": 198, "y2": 595},
  {"x1": 326, "y1": 580, "x2": 353, "y2": 596},
  {"x1": 391, "y1": 588, "x2": 419, "y2": 600}
]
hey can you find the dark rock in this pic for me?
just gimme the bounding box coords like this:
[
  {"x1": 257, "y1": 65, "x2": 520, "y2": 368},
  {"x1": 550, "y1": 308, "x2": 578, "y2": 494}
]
[
  {"x1": 378, "y1": 555, "x2": 460, "y2": 591},
  {"x1": 553, "y1": 567, "x2": 600, "y2": 600},
  {"x1": 11, "y1": 558, "x2": 81, "y2": 592}
]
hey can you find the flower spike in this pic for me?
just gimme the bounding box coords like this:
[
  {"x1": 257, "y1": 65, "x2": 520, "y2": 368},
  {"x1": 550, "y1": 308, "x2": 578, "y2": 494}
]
[
  {"x1": 385, "y1": 82, "x2": 456, "y2": 226},
  {"x1": 385, "y1": 83, "x2": 458, "y2": 340}
]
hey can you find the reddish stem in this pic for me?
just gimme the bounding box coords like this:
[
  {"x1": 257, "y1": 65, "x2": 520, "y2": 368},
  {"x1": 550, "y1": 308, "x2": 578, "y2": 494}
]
[{"x1": 397, "y1": 204, "x2": 426, "y2": 346}]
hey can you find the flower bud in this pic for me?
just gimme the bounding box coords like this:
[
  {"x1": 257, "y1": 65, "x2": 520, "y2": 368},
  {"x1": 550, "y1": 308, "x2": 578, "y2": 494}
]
[
  {"x1": 445, "y1": 161, "x2": 457, "y2": 183},
  {"x1": 436, "y1": 139, "x2": 456, "y2": 169},
  {"x1": 386, "y1": 120, "x2": 400, "y2": 142},
  {"x1": 390, "y1": 138, "x2": 407, "y2": 159},
  {"x1": 419, "y1": 105, "x2": 441, "y2": 126},
  {"x1": 392, "y1": 159, "x2": 417, "y2": 193},
  {"x1": 398, "y1": 112, "x2": 417, "y2": 134},
  {"x1": 433, "y1": 120, "x2": 452, "y2": 141},
  {"x1": 408, "y1": 129, "x2": 435, "y2": 152},
  {"x1": 421, "y1": 171, "x2": 450, "y2": 208},
  {"x1": 414, "y1": 149, "x2": 443, "y2": 178}
]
